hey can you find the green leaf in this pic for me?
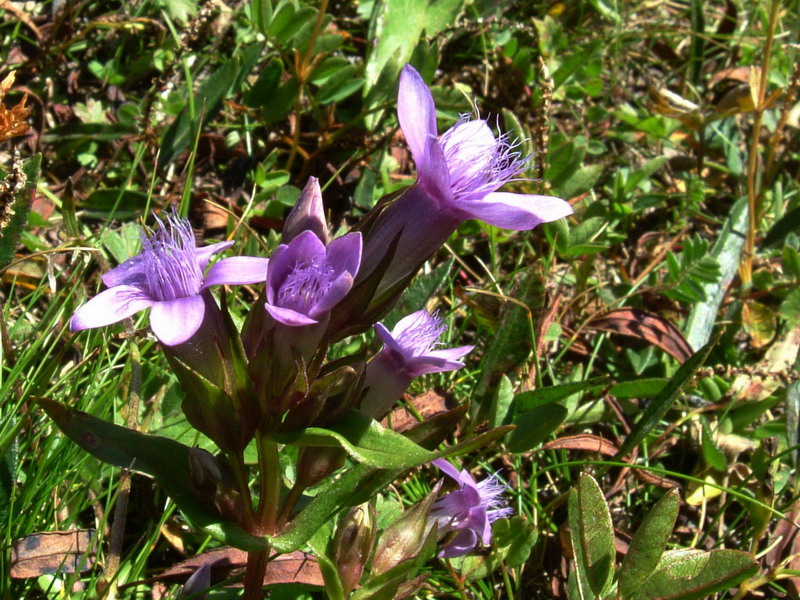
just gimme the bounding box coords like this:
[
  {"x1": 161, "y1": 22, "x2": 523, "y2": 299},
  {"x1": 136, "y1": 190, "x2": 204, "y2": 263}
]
[
  {"x1": 618, "y1": 489, "x2": 679, "y2": 599},
  {"x1": 273, "y1": 411, "x2": 434, "y2": 469},
  {"x1": 158, "y1": 56, "x2": 241, "y2": 169},
  {"x1": 513, "y1": 376, "x2": 609, "y2": 413},
  {"x1": 632, "y1": 548, "x2": 757, "y2": 600},
  {"x1": 506, "y1": 404, "x2": 569, "y2": 452},
  {"x1": 249, "y1": 0, "x2": 272, "y2": 36},
  {"x1": 41, "y1": 123, "x2": 136, "y2": 143},
  {"x1": 363, "y1": 0, "x2": 463, "y2": 106},
  {"x1": 615, "y1": 338, "x2": 716, "y2": 459},
  {"x1": 685, "y1": 197, "x2": 747, "y2": 350},
  {"x1": 700, "y1": 416, "x2": 727, "y2": 471},
  {"x1": 764, "y1": 205, "x2": 800, "y2": 248},
  {"x1": 609, "y1": 378, "x2": 668, "y2": 399},
  {"x1": 569, "y1": 474, "x2": 615, "y2": 596},
  {"x1": 489, "y1": 375, "x2": 514, "y2": 429},
  {"x1": 493, "y1": 516, "x2": 538, "y2": 568},
  {"x1": 37, "y1": 398, "x2": 268, "y2": 551}
]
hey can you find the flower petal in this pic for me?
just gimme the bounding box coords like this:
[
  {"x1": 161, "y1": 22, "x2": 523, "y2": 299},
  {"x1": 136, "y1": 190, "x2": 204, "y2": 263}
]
[
  {"x1": 374, "y1": 322, "x2": 405, "y2": 356},
  {"x1": 102, "y1": 255, "x2": 146, "y2": 287},
  {"x1": 283, "y1": 177, "x2": 329, "y2": 245},
  {"x1": 458, "y1": 192, "x2": 572, "y2": 230},
  {"x1": 149, "y1": 295, "x2": 206, "y2": 346},
  {"x1": 70, "y1": 286, "x2": 155, "y2": 331},
  {"x1": 194, "y1": 241, "x2": 234, "y2": 270},
  {"x1": 439, "y1": 528, "x2": 478, "y2": 558},
  {"x1": 439, "y1": 119, "x2": 496, "y2": 176},
  {"x1": 433, "y1": 458, "x2": 463, "y2": 483},
  {"x1": 325, "y1": 232, "x2": 362, "y2": 278},
  {"x1": 264, "y1": 302, "x2": 319, "y2": 327},
  {"x1": 398, "y1": 64, "x2": 438, "y2": 170},
  {"x1": 202, "y1": 256, "x2": 269, "y2": 288},
  {"x1": 427, "y1": 345, "x2": 474, "y2": 362},
  {"x1": 309, "y1": 271, "x2": 353, "y2": 318},
  {"x1": 418, "y1": 134, "x2": 452, "y2": 206},
  {"x1": 406, "y1": 355, "x2": 466, "y2": 377}
]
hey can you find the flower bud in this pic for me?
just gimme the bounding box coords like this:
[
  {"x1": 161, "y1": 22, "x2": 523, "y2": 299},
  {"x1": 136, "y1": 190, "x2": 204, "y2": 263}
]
[
  {"x1": 333, "y1": 503, "x2": 376, "y2": 593},
  {"x1": 370, "y1": 485, "x2": 439, "y2": 575},
  {"x1": 283, "y1": 177, "x2": 329, "y2": 245}
]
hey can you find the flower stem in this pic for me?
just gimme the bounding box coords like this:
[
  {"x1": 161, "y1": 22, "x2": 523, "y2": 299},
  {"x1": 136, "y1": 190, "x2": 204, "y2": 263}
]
[{"x1": 256, "y1": 432, "x2": 282, "y2": 533}]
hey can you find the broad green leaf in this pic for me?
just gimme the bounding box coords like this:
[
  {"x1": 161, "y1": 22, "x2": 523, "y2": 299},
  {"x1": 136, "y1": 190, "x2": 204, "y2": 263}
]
[
  {"x1": 618, "y1": 489, "x2": 679, "y2": 599},
  {"x1": 506, "y1": 404, "x2": 568, "y2": 452},
  {"x1": 513, "y1": 376, "x2": 609, "y2": 413},
  {"x1": 38, "y1": 398, "x2": 268, "y2": 551},
  {"x1": 615, "y1": 338, "x2": 716, "y2": 459},
  {"x1": 764, "y1": 204, "x2": 800, "y2": 248},
  {"x1": 493, "y1": 516, "x2": 538, "y2": 568},
  {"x1": 610, "y1": 378, "x2": 668, "y2": 399},
  {"x1": 274, "y1": 463, "x2": 383, "y2": 553},
  {"x1": 363, "y1": 0, "x2": 463, "y2": 107},
  {"x1": 569, "y1": 474, "x2": 615, "y2": 596},
  {"x1": 273, "y1": 411, "x2": 434, "y2": 469},
  {"x1": 632, "y1": 548, "x2": 757, "y2": 600},
  {"x1": 489, "y1": 375, "x2": 514, "y2": 429},
  {"x1": 685, "y1": 197, "x2": 747, "y2": 350},
  {"x1": 249, "y1": 0, "x2": 272, "y2": 35}
]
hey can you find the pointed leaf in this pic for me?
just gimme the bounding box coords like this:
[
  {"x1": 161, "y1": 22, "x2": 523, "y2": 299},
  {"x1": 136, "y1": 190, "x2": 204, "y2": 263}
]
[
  {"x1": 274, "y1": 411, "x2": 434, "y2": 469},
  {"x1": 615, "y1": 338, "x2": 716, "y2": 459},
  {"x1": 633, "y1": 548, "x2": 757, "y2": 600},
  {"x1": 618, "y1": 489, "x2": 679, "y2": 599},
  {"x1": 507, "y1": 404, "x2": 569, "y2": 452},
  {"x1": 38, "y1": 399, "x2": 268, "y2": 551},
  {"x1": 569, "y1": 474, "x2": 615, "y2": 596}
]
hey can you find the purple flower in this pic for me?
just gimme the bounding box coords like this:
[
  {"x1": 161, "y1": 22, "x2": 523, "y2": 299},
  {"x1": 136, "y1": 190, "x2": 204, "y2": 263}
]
[
  {"x1": 354, "y1": 65, "x2": 572, "y2": 302},
  {"x1": 431, "y1": 458, "x2": 513, "y2": 558},
  {"x1": 359, "y1": 310, "x2": 472, "y2": 418},
  {"x1": 265, "y1": 229, "x2": 362, "y2": 327},
  {"x1": 70, "y1": 213, "x2": 269, "y2": 346}
]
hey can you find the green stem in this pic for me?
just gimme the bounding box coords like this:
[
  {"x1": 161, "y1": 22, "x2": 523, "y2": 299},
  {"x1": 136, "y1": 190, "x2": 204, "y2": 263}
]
[{"x1": 257, "y1": 432, "x2": 282, "y2": 534}]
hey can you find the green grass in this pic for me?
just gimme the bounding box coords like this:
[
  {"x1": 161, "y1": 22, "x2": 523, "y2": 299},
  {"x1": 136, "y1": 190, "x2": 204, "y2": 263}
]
[{"x1": 1, "y1": 0, "x2": 799, "y2": 598}]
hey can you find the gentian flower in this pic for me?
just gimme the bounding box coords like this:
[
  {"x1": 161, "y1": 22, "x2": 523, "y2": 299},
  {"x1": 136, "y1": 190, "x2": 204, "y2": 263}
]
[
  {"x1": 264, "y1": 229, "x2": 361, "y2": 327},
  {"x1": 430, "y1": 458, "x2": 513, "y2": 558},
  {"x1": 70, "y1": 213, "x2": 269, "y2": 346},
  {"x1": 356, "y1": 64, "x2": 573, "y2": 300},
  {"x1": 359, "y1": 310, "x2": 472, "y2": 418}
]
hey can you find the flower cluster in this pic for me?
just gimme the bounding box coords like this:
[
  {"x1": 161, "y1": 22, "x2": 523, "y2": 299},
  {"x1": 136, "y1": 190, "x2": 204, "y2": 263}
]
[{"x1": 66, "y1": 64, "x2": 568, "y2": 583}]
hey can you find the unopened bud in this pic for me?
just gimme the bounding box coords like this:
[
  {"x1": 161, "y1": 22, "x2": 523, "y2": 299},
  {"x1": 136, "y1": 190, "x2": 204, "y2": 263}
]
[
  {"x1": 333, "y1": 503, "x2": 376, "y2": 593},
  {"x1": 282, "y1": 177, "x2": 329, "y2": 245},
  {"x1": 370, "y1": 486, "x2": 439, "y2": 575},
  {"x1": 294, "y1": 447, "x2": 346, "y2": 490}
]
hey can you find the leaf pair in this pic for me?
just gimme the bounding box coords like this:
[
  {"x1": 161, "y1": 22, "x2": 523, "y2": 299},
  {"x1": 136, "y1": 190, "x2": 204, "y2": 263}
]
[{"x1": 568, "y1": 474, "x2": 757, "y2": 600}]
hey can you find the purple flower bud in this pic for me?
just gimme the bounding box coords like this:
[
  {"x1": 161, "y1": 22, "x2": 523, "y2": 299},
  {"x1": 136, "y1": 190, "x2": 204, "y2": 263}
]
[
  {"x1": 431, "y1": 458, "x2": 513, "y2": 558},
  {"x1": 265, "y1": 230, "x2": 361, "y2": 327},
  {"x1": 70, "y1": 213, "x2": 269, "y2": 346},
  {"x1": 282, "y1": 177, "x2": 329, "y2": 245},
  {"x1": 357, "y1": 64, "x2": 573, "y2": 299},
  {"x1": 359, "y1": 310, "x2": 472, "y2": 419}
]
